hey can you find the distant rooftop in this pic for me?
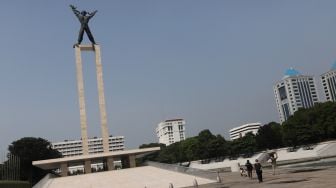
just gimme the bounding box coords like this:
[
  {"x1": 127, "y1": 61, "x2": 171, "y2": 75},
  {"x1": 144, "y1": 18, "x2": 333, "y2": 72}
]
[
  {"x1": 331, "y1": 62, "x2": 336, "y2": 70},
  {"x1": 165, "y1": 119, "x2": 184, "y2": 122},
  {"x1": 284, "y1": 67, "x2": 300, "y2": 77}
]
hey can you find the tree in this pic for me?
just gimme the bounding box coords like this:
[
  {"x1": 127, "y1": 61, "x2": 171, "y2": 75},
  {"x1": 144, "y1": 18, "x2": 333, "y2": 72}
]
[
  {"x1": 158, "y1": 142, "x2": 184, "y2": 163},
  {"x1": 139, "y1": 143, "x2": 165, "y2": 149},
  {"x1": 197, "y1": 129, "x2": 216, "y2": 160},
  {"x1": 137, "y1": 143, "x2": 165, "y2": 165},
  {"x1": 282, "y1": 102, "x2": 336, "y2": 146},
  {"x1": 180, "y1": 137, "x2": 199, "y2": 162},
  {"x1": 8, "y1": 137, "x2": 61, "y2": 185},
  {"x1": 255, "y1": 122, "x2": 283, "y2": 150},
  {"x1": 227, "y1": 132, "x2": 257, "y2": 158},
  {"x1": 208, "y1": 135, "x2": 228, "y2": 159}
]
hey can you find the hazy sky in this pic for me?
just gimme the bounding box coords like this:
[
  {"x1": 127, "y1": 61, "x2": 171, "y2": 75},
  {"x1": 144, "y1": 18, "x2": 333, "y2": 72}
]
[{"x1": 0, "y1": 0, "x2": 335, "y2": 152}]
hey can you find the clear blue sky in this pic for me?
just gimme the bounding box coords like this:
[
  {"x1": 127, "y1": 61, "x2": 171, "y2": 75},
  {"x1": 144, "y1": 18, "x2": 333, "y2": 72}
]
[{"x1": 0, "y1": 0, "x2": 335, "y2": 152}]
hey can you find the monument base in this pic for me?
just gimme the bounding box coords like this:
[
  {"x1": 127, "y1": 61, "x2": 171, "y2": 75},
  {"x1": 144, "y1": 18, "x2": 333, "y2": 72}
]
[{"x1": 33, "y1": 147, "x2": 160, "y2": 177}]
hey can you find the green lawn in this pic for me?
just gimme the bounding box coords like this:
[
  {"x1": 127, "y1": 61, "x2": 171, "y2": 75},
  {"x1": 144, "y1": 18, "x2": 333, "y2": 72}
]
[{"x1": 0, "y1": 180, "x2": 30, "y2": 188}]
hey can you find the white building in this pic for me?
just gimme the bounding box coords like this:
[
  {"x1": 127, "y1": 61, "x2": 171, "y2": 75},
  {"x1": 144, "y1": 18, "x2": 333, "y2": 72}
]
[
  {"x1": 52, "y1": 136, "x2": 125, "y2": 158},
  {"x1": 156, "y1": 119, "x2": 186, "y2": 146},
  {"x1": 274, "y1": 68, "x2": 319, "y2": 123},
  {"x1": 321, "y1": 62, "x2": 336, "y2": 102},
  {"x1": 229, "y1": 123, "x2": 261, "y2": 140}
]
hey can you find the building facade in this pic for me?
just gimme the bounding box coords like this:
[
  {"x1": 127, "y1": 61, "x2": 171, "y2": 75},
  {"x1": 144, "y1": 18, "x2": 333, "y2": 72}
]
[
  {"x1": 156, "y1": 119, "x2": 186, "y2": 146},
  {"x1": 321, "y1": 63, "x2": 336, "y2": 102},
  {"x1": 274, "y1": 68, "x2": 319, "y2": 123},
  {"x1": 52, "y1": 136, "x2": 125, "y2": 158},
  {"x1": 229, "y1": 123, "x2": 261, "y2": 140}
]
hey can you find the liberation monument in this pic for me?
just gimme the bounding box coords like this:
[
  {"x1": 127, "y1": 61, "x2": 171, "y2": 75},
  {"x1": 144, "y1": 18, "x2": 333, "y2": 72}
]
[
  {"x1": 70, "y1": 4, "x2": 109, "y2": 155},
  {"x1": 32, "y1": 5, "x2": 160, "y2": 177}
]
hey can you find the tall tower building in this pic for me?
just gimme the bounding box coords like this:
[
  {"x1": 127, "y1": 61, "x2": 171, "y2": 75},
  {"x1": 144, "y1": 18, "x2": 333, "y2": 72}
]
[
  {"x1": 321, "y1": 62, "x2": 336, "y2": 102},
  {"x1": 274, "y1": 68, "x2": 319, "y2": 123},
  {"x1": 156, "y1": 119, "x2": 186, "y2": 146}
]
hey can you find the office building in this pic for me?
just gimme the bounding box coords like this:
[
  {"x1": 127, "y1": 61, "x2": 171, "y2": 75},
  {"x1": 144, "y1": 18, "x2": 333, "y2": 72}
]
[
  {"x1": 52, "y1": 136, "x2": 125, "y2": 158},
  {"x1": 321, "y1": 62, "x2": 336, "y2": 102},
  {"x1": 274, "y1": 68, "x2": 319, "y2": 123},
  {"x1": 156, "y1": 119, "x2": 186, "y2": 146},
  {"x1": 229, "y1": 122, "x2": 261, "y2": 140}
]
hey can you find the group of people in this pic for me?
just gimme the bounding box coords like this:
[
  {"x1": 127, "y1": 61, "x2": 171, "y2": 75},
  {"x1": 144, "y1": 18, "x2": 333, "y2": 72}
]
[
  {"x1": 239, "y1": 152, "x2": 278, "y2": 183},
  {"x1": 240, "y1": 159, "x2": 263, "y2": 183}
]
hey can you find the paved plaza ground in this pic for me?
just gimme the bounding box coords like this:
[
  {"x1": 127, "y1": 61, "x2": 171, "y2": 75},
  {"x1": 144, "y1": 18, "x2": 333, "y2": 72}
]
[
  {"x1": 34, "y1": 160, "x2": 336, "y2": 188},
  {"x1": 190, "y1": 165, "x2": 336, "y2": 188}
]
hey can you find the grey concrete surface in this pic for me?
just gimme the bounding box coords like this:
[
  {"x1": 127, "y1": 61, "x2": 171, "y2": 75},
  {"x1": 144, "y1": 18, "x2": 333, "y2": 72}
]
[{"x1": 185, "y1": 166, "x2": 336, "y2": 188}]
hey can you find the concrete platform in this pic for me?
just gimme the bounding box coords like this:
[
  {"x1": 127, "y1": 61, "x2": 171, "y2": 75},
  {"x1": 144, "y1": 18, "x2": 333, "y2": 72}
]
[
  {"x1": 201, "y1": 164, "x2": 336, "y2": 188},
  {"x1": 33, "y1": 147, "x2": 160, "y2": 176},
  {"x1": 36, "y1": 166, "x2": 215, "y2": 188}
]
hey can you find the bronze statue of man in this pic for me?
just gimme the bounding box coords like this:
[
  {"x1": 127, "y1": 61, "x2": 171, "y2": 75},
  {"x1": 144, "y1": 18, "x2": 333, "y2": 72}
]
[{"x1": 70, "y1": 5, "x2": 97, "y2": 47}]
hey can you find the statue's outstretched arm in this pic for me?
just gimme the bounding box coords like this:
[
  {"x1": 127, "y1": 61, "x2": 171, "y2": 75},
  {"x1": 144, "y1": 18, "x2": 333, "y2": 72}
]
[
  {"x1": 88, "y1": 10, "x2": 98, "y2": 19},
  {"x1": 70, "y1": 5, "x2": 80, "y2": 17}
]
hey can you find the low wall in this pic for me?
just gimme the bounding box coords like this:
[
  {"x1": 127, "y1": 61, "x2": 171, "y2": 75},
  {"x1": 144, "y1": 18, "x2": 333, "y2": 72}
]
[{"x1": 145, "y1": 161, "x2": 218, "y2": 180}]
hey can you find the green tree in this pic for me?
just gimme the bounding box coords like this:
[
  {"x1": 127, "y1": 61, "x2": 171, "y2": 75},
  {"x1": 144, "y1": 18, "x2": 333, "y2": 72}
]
[
  {"x1": 256, "y1": 122, "x2": 283, "y2": 150},
  {"x1": 180, "y1": 137, "x2": 199, "y2": 162},
  {"x1": 139, "y1": 143, "x2": 165, "y2": 149},
  {"x1": 282, "y1": 102, "x2": 336, "y2": 146},
  {"x1": 137, "y1": 143, "x2": 165, "y2": 165},
  {"x1": 227, "y1": 132, "x2": 257, "y2": 157},
  {"x1": 208, "y1": 135, "x2": 228, "y2": 159},
  {"x1": 8, "y1": 137, "x2": 61, "y2": 185},
  {"x1": 158, "y1": 142, "x2": 184, "y2": 163},
  {"x1": 197, "y1": 129, "x2": 216, "y2": 160}
]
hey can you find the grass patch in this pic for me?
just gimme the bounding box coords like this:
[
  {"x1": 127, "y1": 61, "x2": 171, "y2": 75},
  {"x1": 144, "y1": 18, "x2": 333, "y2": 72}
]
[{"x1": 0, "y1": 180, "x2": 30, "y2": 188}]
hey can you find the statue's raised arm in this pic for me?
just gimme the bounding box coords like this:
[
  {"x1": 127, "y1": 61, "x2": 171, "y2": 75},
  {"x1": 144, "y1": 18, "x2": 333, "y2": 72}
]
[
  {"x1": 88, "y1": 10, "x2": 98, "y2": 19},
  {"x1": 70, "y1": 5, "x2": 80, "y2": 17}
]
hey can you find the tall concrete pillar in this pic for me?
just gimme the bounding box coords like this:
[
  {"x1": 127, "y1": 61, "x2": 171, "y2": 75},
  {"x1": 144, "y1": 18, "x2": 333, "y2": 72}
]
[
  {"x1": 84, "y1": 160, "x2": 92, "y2": 174},
  {"x1": 107, "y1": 157, "x2": 115, "y2": 171},
  {"x1": 60, "y1": 163, "x2": 68, "y2": 177},
  {"x1": 74, "y1": 44, "x2": 110, "y2": 154},
  {"x1": 75, "y1": 46, "x2": 89, "y2": 155},
  {"x1": 94, "y1": 45, "x2": 110, "y2": 153},
  {"x1": 129, "y1": 155, "x2": 136, "y2": 168}
]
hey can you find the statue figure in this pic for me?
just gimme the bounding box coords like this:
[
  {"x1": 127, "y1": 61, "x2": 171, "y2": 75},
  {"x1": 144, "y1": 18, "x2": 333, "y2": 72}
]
[{"x1": 70, "y1": 5, "x2": 97, "y2": 47}]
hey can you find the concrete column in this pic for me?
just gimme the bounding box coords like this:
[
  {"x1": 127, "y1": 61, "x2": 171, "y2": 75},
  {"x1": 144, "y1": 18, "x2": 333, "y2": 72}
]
[
  {"x1": 84, "y1": 160, "x2": 92, "y2": 174},
  {"x1": 60, "y1": 163, "x2": 68, "y2": 177},
  {"x1": 107, "y1": 157, "x2": 115, "y2": 171},
  {"x1": 94, "y1": 45, "x2": 110, "y2": 153},
  {"x1": 75, "y1": 46, "x2": 89, "y2": 155},
  {"x1": 129, "y1": 155, "x2": 136, "y2": 168}
]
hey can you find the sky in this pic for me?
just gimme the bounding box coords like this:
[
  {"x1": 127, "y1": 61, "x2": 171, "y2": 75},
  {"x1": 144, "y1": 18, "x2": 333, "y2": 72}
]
[{"x1": 0, "y1": 0, "x2": 336, "y2": 152}]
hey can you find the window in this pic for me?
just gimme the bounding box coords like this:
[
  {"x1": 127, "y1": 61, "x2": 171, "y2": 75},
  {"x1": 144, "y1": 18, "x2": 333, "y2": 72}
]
[
  {"x1": 278, "y1": 86, "x2": 287, "y2": 100},
  {"x1": 178, "y1": 125, "x2": 183, "y2": 131}
]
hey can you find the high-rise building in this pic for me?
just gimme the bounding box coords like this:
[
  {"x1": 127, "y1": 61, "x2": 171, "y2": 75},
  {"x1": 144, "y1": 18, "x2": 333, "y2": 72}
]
[
  {"x1": 52, "y1": 136, "x2": 125, "y2": 158},
  {"x1": 229, "y1": 122, "x2": 261, "y2": 140},
  {"x1": 156, "y1": 119, "x2": 186, "y2": 146},
  {"x1": 274, "y1": 68, "x2": 319, "y2": 123},
  {"x1": 321, "y1": 62, "x2": 336, "y2": 102}
]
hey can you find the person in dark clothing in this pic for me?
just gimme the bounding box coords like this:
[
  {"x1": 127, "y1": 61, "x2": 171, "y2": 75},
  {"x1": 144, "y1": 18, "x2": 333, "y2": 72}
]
[
  {"x1": 245, "y1": 160, "x2": 253, "y2": 179},
  {"x1": 70, "y1": 5, "x2": 98, "y2": 47},
  {"x1": 254, "y1": 159, "x2": 263, "y2": 183}
]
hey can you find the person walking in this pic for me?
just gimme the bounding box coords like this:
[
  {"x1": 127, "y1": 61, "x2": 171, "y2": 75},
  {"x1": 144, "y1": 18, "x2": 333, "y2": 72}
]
[
  {"x1": 245, "y1": 160, "x2": 253, "y2": 179},
  {"x1": 269, "y1": 152, "x2": 278, "y2": 175},
  {"x1": 254, "y1": 159, "x2": 263, "y2": 183}
]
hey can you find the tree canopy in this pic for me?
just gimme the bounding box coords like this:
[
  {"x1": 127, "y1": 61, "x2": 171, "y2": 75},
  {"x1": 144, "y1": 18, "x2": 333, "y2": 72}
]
[
  {"x1": 8, "y1": 137, "x2": 61, "y2": 185},
  {"x1": 138, "y1": 102, "x2": 336, "y2": 164}
]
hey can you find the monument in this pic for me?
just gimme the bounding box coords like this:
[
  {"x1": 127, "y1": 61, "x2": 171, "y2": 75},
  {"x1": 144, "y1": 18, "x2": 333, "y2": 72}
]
[
  {"x1": 70, "y1": 5, "x2": 109, "y2": 155},
  {"x1": 32, "y1": 5, "x2": 160, "y2": 177}
]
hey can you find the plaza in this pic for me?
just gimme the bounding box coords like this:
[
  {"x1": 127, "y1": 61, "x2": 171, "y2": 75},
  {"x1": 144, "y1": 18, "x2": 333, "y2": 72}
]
[
  {"x1": 33, "y1": 157, "x2": 336, "y2": 188},
  {"x1": 214, "y1": 164, "x2": 336, "y2": 188}
]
